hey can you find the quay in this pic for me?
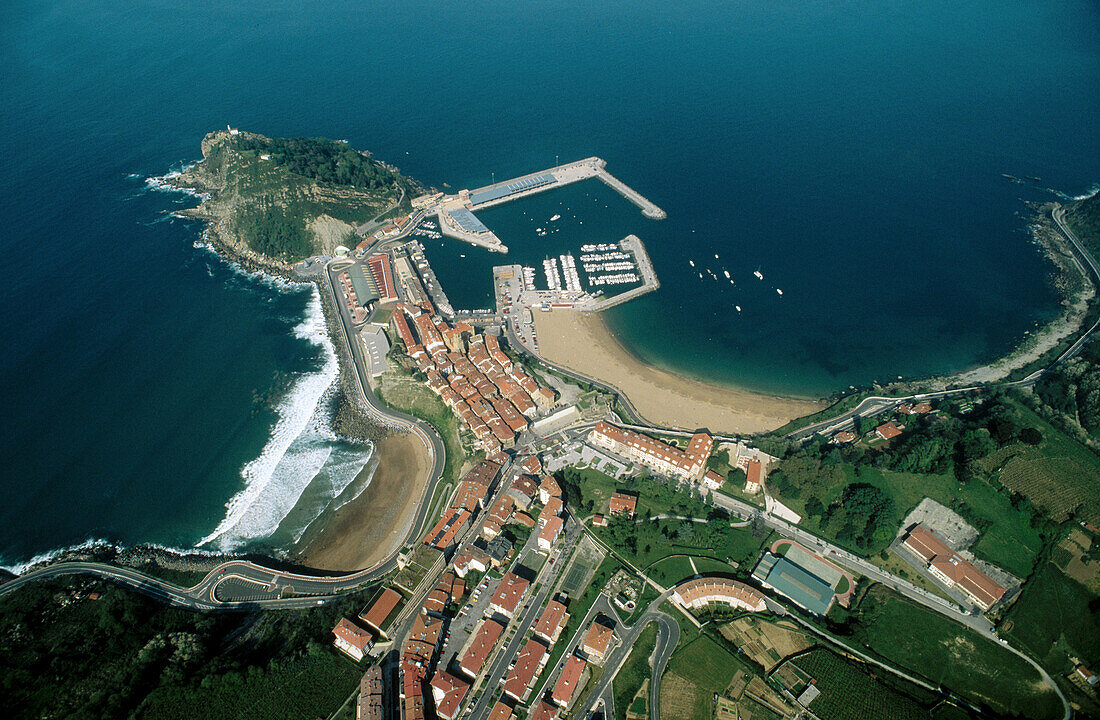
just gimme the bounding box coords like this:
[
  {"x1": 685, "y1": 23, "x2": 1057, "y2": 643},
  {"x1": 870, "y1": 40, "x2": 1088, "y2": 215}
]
[
  {"x1": 419, "y1": 157, "x2": 666, "y2": 254},
  {"x1": 492, "y1": 234, "x2": 660, "y2": 354},
  {"x1": 582, "y1": 235, "x2": 660, "y2": 310},
  {"x1": 594, "y1": 165, "x2": 667, "y2": 219},
  {"x1": 466, "y1": 157, "x2": 666, "y2": 220}
]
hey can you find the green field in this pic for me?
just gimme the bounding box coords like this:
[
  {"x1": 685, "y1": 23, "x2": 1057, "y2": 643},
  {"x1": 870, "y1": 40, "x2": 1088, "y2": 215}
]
[
  {"x1": 790, "y1": 649, "x2": 926, "y2": 720},
  {"x1": 613, "y1": 623, "x2": 658, "y2": 720},
  {"x1": 775, "y1": 462, "x2": 1043, "y2": 576},
  {"x1": 646, "y1": 555, "x2": 739, "y2": 588},
  {"x1": 980, "y1": 400, "x2": 1100, "y2": 526},
  {"x1": 378, "y1": 365, "x2": 467, "y2": 484},
  {"x1": 852, "y1": 587, "x2": 1062, "y2": 719},
  {"x1": 1002, "y1": 560, "x2": 1100, "y2": 673},
  {"x1": 596, "y1": 516, "x2": 771, "y2": 581},
  {"x1": 662, "y1": 636, "x2": 747, "y2": 720}
]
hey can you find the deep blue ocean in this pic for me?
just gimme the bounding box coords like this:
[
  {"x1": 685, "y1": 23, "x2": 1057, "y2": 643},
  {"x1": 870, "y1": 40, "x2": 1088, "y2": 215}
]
[{"x1": 1, "y1": 0, "x2": 1097, "y2": 569}]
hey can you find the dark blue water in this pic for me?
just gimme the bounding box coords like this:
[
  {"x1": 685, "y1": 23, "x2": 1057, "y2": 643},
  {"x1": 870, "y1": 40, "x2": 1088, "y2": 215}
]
[{"x1": 1, "y1": 0, "x2": 1097, "y2": 567}]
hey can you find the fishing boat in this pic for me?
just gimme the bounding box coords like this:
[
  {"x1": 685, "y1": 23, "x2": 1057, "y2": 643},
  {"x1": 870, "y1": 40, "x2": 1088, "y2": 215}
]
[
  {"x1": 754, "y1": 270, "x2": 764, "y2": 280},
  {"x1": 723, "y1": 270, "x2": 730, "y2": 279}
]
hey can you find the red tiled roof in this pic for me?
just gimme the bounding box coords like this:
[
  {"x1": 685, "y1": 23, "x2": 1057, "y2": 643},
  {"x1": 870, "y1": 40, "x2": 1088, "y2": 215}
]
[
  {"x1": 582, "y1": 621, "x2": 613, "y2": 657},
  {"x1": 904, "y1": 525, "x2": 1006, "y2": 608},
  {"x1": 360, "y1": 588, "x2": 402, "y2": 633},
  {"x1": 503, "y1": 637, "x2": 550, "y2": 701},
  {"x1": 876, "y1": 421, "x2": 902, "y2": 439},
  {"x1": 534, "y1": 600, "x2": 569, "y2": 643},
  {"x1": 459, "y1": 619, "x2": 505, "y2": 679},
  {"x1": 538, "y1": 515, "x2": 564, "y2": 546},
  {"x1": 489, "y1": 701, "x2": 514, "y2": 720},
  {"x1": 672, "y1": 577, "x2": 767, "y2": 612},
  {"x1": 333, "y1": 617, "x2": 374, "y2": 650},
  {"x1": 430, "y1": 671, "x2": 470, "y2": 720},
  {"x1": 530, "y1": 701, "x2": 559, "y2": 720},
  {"x1": 746, "y1": 459, "x2": 763, "y2": 486},
  {"x1": 489, "y1": 573, "x2": 530, "y2": 616},
  {"x1": 551, "y1": 655, "x2": 587, "y2": 707},
  {"x1": 609, "y1": 491, "x2": 637, "y2": 516}
]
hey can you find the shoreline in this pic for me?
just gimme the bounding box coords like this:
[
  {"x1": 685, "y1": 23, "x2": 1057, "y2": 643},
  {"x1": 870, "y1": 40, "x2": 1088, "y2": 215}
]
[
  {"x1": 532, "y1": 309, "x2": 825, "y2": 435},
  {"x1": 290, "y1": 432, "x2": 432, "y2": 571}
]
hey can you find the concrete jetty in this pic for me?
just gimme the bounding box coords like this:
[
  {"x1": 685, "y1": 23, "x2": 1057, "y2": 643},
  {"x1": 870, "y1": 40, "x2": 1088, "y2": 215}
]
[
  {"x1": 583, "y1": 235, "x2": 660, "y2": 310},
  {"x1": 594, "y1": 167, "x2": 666, "y2": 219},
  {"x1": 466, "y1": 157, "x2": 666, "y2": 220},
  {"x1": 434, "y1": 207, "x2": 508, "y2": 253}
]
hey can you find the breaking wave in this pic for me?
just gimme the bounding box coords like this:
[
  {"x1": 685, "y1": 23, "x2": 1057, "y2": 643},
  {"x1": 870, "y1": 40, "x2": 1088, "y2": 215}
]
[
  {"x1": 0, "y1": 538, "x2": 225, "y2": 576},
  {"x1": 196, "y1": 286, "x2": 373, "y2": 553}
]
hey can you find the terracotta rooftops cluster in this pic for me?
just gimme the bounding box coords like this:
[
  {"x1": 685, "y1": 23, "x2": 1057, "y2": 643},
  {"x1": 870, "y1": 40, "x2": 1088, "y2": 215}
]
[{"x1": 391, "y1": 305, "x2": 556, "y2": 454}]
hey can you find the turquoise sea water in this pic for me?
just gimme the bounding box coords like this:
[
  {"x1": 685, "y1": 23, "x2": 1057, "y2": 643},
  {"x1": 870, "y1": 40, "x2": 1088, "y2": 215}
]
[{"x1": 0, "y1": 0, "x2": 1097, "y2": 567}]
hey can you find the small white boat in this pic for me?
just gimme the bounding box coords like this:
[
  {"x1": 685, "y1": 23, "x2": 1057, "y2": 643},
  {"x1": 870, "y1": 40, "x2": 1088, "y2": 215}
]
[
  {"x1": 754, "y1": 270, "x2": 764, "y2": 280},
  {"x1": 550, "y1": 214, "x2": 561, "y2": 222},
  {"x1": 714, "y1": 254, "x2": 719, "y2": 260},
  {"x1": 698, "y1": 273, "x2": 704, "y2": 279},
  {"x1": 723, "y1": 270, "x2": 730, "y2": 279},
  {"x1": 729, "y1": 279, "x2": 735, "y2": 285},
  {"x1": 460, "y1": 254, "x2": 466, "y2": 258},
  {"x1": 776, "y1": 288, "x2": 783, "y2": 295},
  {"x1": 689, "y1": 260, "x2": 695, "y2": 267},
  {"x1": 735, "y1": 305, "x2": 742, "y2": 312}
]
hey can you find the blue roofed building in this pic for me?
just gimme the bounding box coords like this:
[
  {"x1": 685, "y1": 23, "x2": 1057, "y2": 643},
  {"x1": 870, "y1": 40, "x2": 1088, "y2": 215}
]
[
  {"x1": 469, "y1": 172, "x2": 556, "y2": 206},
  {"x1": 446, "y1": 207, "x2": 491, "y2": 235},
  {"x1": 751, "y1": 553, "x2": 836, "y2": 616}
]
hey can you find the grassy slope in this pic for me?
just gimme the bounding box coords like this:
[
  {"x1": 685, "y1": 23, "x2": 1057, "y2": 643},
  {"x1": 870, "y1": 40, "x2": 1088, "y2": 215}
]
[
  {"x1": 851, "y1": 586, "x2": 1062, "y2": 720},
  {"x1": 662, "y1": 635, "x2": 747, "y2": 720},
  {"x1": 202, "y1": 134, "x2": 405, "y2": 260},
  {"x1": 791, "y1": 648, "x2": 926, "y2": 720},
  {"x1": 1002, "y1": 559, "x2": 1100, "y2": 673},
  {"x1": 612, "y1": 622, "x2": 659, "y2": 720},
  {"x1": 378, "y1": 365, "x2": 467, "y2": 484},
  {"x1": 981, "y1": 399, "x2": 1100, "y2": 526},
  {"x1": 775, "y1": 461, "x2": 1043, "y2": 576}
]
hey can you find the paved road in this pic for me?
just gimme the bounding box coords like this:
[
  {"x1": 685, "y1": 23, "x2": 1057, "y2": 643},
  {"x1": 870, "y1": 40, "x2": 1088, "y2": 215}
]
[
  {"x1": 581, "y1": 604, "x2": 679, "y2": 720},
  {"x1": 465, "y1": 518, "x2": 584, "y2": 720},
  {"x1": 788, "y1": 203, "x2": 1100, "y2": 442},
  {"x1": 707, "y1": 492, "x2": 988, "y2": 632}
]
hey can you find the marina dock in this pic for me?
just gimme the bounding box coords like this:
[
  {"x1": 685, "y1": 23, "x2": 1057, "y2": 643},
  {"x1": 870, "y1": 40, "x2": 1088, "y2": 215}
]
[{"x1": 583, "y1": 235, "x2": 660, "y2": 310}]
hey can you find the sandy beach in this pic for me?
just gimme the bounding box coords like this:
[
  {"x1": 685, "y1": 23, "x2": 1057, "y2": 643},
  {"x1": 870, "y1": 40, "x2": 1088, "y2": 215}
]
[
  {"x1": 295, "y1": 431, "x2": 432, "y2": 572},
  {"x1": 532, "y1": 310, "x2": 824, "y2": 435}
]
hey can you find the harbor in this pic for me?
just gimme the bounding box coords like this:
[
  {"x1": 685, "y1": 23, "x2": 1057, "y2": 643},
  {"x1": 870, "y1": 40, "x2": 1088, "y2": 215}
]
[
  {"x1": 416, "y1": 157, "x2": 665, "y2": 254},
  {"x1": 491, "y1": 234, "x2": 661, "y2": 354}
]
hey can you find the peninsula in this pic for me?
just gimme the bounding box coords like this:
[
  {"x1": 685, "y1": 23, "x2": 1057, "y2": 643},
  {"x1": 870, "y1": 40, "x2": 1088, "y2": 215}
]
[{"x1": 5, "y1": 129, "x2": 1100, "y2": 720}]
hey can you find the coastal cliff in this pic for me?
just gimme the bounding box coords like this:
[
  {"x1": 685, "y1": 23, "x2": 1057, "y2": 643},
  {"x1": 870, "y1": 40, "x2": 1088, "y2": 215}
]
[{"x1": 169, "y1": 130, "x2": 415, "y2": 274}]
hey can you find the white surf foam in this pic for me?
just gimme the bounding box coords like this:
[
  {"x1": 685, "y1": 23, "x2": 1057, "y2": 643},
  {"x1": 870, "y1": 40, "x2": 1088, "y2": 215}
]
[
  {"x1": 197, "y1": 286, "x2": 339, "y2": 551},
  {"x1": 0, "y1": 538, "x2": 226, "y2": 576}
]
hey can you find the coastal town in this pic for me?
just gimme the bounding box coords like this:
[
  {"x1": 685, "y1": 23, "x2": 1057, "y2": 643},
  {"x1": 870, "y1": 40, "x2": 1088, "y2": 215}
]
[
  {"x1": 291, "y1": 162, "x2": 1086, "y2": 720},
  {"x1": 3, "y1": 131, "x2": 1099, "y2": 720}
]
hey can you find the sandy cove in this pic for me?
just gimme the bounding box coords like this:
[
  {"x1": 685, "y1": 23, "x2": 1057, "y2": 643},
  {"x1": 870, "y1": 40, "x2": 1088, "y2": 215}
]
[
  {"x1": 532, "y1": 309, "x2": 824, "y2": 435},
  {"x1": 294, "y1": 431, "x2": 432, "y2": 572}
]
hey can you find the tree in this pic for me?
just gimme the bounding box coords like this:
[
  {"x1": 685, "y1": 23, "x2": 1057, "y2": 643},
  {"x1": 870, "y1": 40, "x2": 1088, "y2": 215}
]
[{"x1": 1019, "y1": 427, "x2": 1043, "y2": 445}]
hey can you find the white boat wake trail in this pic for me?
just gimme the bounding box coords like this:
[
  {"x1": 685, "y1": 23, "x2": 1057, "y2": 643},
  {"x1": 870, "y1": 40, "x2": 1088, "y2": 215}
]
[{"x1": 197, "y1": 285, "x2": 367, "y2": 552}]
